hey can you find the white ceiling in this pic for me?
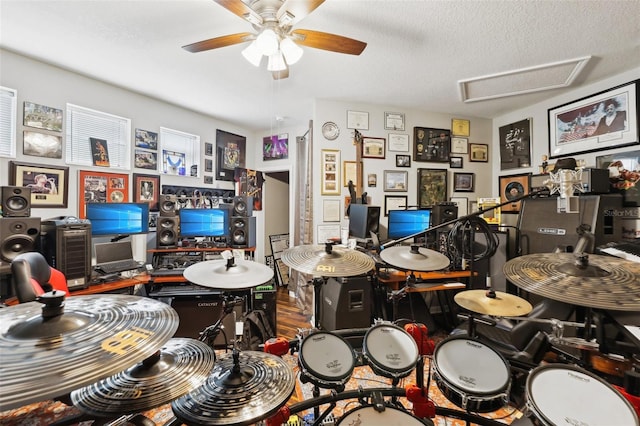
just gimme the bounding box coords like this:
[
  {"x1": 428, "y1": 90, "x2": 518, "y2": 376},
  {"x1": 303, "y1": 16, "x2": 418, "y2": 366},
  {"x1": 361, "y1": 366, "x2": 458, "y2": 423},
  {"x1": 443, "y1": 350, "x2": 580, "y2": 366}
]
[{"x1": 1, "y1": 0, "x2": 639, "y2": 132}]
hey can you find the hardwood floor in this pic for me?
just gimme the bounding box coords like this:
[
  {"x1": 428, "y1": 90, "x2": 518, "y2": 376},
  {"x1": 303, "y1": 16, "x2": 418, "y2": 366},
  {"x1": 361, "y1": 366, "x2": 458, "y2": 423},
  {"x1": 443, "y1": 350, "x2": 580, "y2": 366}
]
[{"x1": 275, "y1": 285, "x2": 312, "y2": 339}]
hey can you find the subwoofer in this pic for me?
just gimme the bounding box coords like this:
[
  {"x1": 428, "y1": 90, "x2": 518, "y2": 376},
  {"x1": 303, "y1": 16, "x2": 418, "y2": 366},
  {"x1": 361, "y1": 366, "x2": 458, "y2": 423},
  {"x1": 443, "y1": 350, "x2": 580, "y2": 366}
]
[
  {"x1": 159, "y1": 194, "x2": 177, "y2": 217},
  {"x1": 432, "y1": 202, "x2": 458, "y2": 225},
  {"x1": 232, "y1": 196, "x2": 253, "y2": 217},
  {"x1": 230, "y1": 216, "x2": 256, "y2": 248},
  {"x1": 1, "y1": 186, "x2": 31, "y2": 217},
  {"x1": 0, "y1": 217, "x2": 41, "y2": 267},
  {"x1": 157, "y1": 216, "x2": 179, "y2": 248}
]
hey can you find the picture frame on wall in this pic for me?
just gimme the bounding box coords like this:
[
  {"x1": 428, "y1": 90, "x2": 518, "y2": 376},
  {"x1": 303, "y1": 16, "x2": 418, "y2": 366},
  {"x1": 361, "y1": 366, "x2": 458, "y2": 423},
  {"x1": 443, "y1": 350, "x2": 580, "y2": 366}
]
[
  {"x1": 413, "y1": 127, "x2": 451, "y2": 163},
  {"x1": 9, "y1": 161, "x2": 69, "y2": 208},
  {"x1": 453, "y1": 172, "x2": 474, "y2": 192},
  {"x1": 499, "y1": 172, "x2": 531, "y2": 213},
  {"x1": 417, "y1": 168, "x2": 447, "y2": 208},
  {"x1": 23, "y1": 131, "x2": 63, "y2": 159},
  {"x1": 321, "y1": 149, "x2": 340, "y2": 195},
  {"x1": 449, "y1": 156, "x2": 463, "y2": 168},
  {"x1": 216, "y1": 129, "x2": 246, "y2": 182},
  {"x1": 134, "y1": 128, "x2": 158, "y2": 150},
  {"x1": 548, "y1": 80, "x2": 638, "y2": 159},
  {"x1": 388, "y1": 133, "x2": 409, "y2": 152},
  {"x1": 133, "y1": 173, "x2": 160, "y2": 211},
  {"x1": 262, "y1": 133, "x2": 289, "y2": 160},
  {"x1": 23, "y1": 101, "x2": 63, "y2": 132},
  {"x1": 595, "y1": 149, "x2": 640, "y2": 207},
  {"x1": 384, "y1": 195, "x2": 408, "y2": 216},
  {"x1": 347, "y1": 110, "x2": 369, "y2": 130},
  {"x1": 451, "y1": 137, "x2": 468, "y2": 154},
  {"x1": 396, "y1": 154, "x2": 411, "y2": 167},
  {"x1": 362, "y1": 137, "x2": 386, "y2": 159},
  {"x1": 450, "y1": 196, "x2": 468, "y2": 217},
  {"x1": 469, "y1": 143, "x2": 489, "y2": 162},
  {"x1": 383, "y1": 170, "x2": 408, "y2": 192},
  {"x1": 78, "y1": 170, "x2": 129, "y2": 218},
  {"x1": 498, "y1": 118, "x2": 532, "y2": 170},
  {"x1": 343, "y1": 160, "x2": 362, "y2": 187},
  {"x1": 384, "y1": 112, "x2": 405, "y2": 131}
]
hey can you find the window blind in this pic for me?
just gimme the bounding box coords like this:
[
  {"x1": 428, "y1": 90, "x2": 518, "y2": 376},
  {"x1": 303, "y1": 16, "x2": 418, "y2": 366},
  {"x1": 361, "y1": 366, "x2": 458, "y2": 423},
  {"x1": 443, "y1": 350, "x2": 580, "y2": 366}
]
[{"x1": 0, "y1": 87, "x2": 17, "y2": 158}]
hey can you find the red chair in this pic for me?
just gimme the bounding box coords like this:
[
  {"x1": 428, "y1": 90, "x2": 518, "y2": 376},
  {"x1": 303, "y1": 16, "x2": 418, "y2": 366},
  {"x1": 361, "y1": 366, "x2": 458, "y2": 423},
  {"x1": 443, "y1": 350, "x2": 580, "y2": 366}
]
[{"x1": 11, "y1": 252, "x2": 69, "y2": 303}]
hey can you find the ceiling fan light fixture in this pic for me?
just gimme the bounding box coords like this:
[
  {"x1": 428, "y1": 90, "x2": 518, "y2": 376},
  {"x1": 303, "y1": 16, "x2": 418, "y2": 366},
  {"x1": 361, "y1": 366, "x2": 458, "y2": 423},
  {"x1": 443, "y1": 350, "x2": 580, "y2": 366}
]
[
  {"x1": 280, "y1": 37, "x2": 303, "y2": 65},
  {"x1": 241, "y1": 41, "x2": 263, "y2": 67},
  {"x1": 255, "y1": 28, "x2": 279, "y2": 56},
  {"x1": 267, "y1": 51, "x2": 287, "y2": 72}
]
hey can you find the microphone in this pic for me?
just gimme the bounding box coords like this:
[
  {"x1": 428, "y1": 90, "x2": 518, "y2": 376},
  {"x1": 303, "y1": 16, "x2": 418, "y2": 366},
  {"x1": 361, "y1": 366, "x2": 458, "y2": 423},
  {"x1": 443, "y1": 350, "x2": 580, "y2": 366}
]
[{"x1": 545, "y1": 168, "x2": 584, "y2": 213}]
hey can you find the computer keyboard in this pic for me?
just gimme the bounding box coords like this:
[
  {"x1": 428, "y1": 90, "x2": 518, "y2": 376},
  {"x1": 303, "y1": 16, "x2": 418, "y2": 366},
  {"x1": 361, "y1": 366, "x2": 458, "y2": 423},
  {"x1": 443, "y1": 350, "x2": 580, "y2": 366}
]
[
  {"x1": 96, "y1": 259, "x2": 140, "y2": 274},
  {"x1": 598, "y1": 240, "x2": 640, "y2": 263},
  {"x1": 150, "y1": 268, "x2": 186, "y2": 277}
]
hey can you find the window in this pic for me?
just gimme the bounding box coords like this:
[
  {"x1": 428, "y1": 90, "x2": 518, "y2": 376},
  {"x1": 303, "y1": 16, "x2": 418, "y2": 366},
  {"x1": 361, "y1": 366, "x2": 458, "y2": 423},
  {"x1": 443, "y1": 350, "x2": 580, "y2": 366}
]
[
  {"x1": 66, "y1": 104, "x2": 131, "y2": 169},
  {"x1": 160, "y1": 127, "x2": 200, "y2": 177},
  {"x1": 0, "y1": 87, "x2": 17, "y2": 158}
]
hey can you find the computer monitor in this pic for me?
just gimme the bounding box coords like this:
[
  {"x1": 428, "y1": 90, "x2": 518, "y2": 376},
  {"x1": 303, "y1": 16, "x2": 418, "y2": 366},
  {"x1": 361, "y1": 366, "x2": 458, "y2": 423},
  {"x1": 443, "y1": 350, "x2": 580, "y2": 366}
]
[
  {"x1": 179, "y1": 208, "x2": 229, "y2": 238},
  {"x1": 387, "y1": 209, "x2": 432, "y2": 240},
  {"x1": 86, "y1": 202, "x2": 149, "y2": 236}
]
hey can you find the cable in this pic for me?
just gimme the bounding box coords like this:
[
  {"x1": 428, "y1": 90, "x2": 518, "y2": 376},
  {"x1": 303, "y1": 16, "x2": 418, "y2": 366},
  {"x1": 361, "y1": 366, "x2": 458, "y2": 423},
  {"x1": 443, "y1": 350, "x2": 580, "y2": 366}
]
[{"x1": 446, "y1": 217, "x2": 499, "y2": 268}]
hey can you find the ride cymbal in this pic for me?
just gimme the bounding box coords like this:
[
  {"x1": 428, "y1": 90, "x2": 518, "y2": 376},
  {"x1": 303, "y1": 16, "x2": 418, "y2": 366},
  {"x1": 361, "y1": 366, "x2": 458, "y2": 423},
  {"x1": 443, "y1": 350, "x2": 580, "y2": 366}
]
[
  {"x1": 0, "y1": 293, "x2": 178, "y2": 411},
  {"x1": 171, "y1": 350, "x2": 295, "y2": 426},
  {"x1": 183, "y1": 258, "x2": 274, "y2": 289},
  {"x1": 281, "y1": 244, "x2": 375, "y2": 277},
  {"x1": 454, "y1": 289, "x2": 533, "y2": 316},
  {"x1": 71, "y1": 338, "x2": 215, "y2": 416},
  {"x1": 504, "y1": 253, "x2": 640, "y2": 311},
  {"x1": 379, "y1": 245, "x2": 450, "y2": 272}
]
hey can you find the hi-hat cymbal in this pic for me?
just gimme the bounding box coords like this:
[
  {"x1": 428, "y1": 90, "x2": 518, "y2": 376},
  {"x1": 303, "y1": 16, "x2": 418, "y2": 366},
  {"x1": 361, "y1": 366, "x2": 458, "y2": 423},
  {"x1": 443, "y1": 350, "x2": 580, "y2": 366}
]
[
  {"x1": 504, "y1": 253, "x2": 640, "y2": 311},
  {"x1": 379, "y1": 245, "x2": 450, "y2": 272},
  {"x1": 0, "y1": 293, "x2": 178, "y2": 411},
  {"x1": 171, "y1": 350, "x2": 295, "y2": 426},
  {"x1": 71, "y1": 338, "x2": 215, "y2": 416},
  {"x1": 183, "y1": 258, "x2": 274, "y2": 289},
  {"x1": 454, "y1": 289, "x2": 533, "y2": 316},
  {"x1": 281, "y1": 244, "x2": 375, "y2": 277}
]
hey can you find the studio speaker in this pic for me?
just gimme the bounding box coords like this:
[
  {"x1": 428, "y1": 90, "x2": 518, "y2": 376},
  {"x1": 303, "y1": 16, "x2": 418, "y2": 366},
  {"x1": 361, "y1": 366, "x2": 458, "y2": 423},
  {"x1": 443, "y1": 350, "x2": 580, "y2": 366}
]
[
  {"x1": 0, "y1": 217, "x2": 41, "y2": 267},
  {"x1": 1, "y1": 186, "x2": 31, "y2": 217},
  {"x1": 157, "y1": 216, "x2": 179, "y2": 248},
  {"x1": 432, "y1": 202, "x2": 458, "y2": 225},
  {"x1": 232, "y1": 196, "x2": 253, "y2": 217},
  {"x1": 230, "y1": 216, "x2": 256, "y2": 248},
  {"x1": 348, "y1": 204, "x2": 380, "y2": 239},
  {"x1": 159, "y1": 194, "x2": 177, "y2": 217},
  {"x1": 320, "y1": 275, "x2": 373, "y2": 331}
]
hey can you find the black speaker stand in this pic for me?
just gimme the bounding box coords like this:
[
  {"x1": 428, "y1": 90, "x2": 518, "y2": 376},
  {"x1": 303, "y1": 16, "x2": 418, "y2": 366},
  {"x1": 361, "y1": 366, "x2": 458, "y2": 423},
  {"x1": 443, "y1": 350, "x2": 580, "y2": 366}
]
[{"x1": 312, "y1": 277, "x2": 326, "y2": 329}]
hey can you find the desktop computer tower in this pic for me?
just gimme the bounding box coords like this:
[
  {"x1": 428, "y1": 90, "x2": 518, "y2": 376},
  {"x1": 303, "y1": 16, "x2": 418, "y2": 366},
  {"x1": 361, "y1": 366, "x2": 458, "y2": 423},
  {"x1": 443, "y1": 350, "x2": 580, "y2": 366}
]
[{"x1": 40, "y1": 216, "x2": 92, "y2": 290}]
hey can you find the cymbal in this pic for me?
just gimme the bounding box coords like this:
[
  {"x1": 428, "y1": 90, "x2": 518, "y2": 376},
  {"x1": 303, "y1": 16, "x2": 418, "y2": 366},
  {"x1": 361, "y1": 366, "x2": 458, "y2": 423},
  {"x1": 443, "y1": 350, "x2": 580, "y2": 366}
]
[
  {"x1": 281, "y1": 244, "x2": 375, "y2": 277},
  {"x1": 379, "y1": 245, "x2": 450, "y2": 272},
  {"x1": 71, "y1": 338, "x2": 215, "y2": 416},
  {"x1": 183, "y1": 258, "x2": 274, "y2": 289},
  {"x1": 171, "y1": 350, "x2": 295, "y2": 426},
  {"x1": 454, "y1": 289, "x2": 533, "y2": 316},
  {"x1": 0, "y1": 294, "x2": 178, "y2": 411},
  {"x1": 504, "y1": 253, "x2": 640, "y2": 311}
]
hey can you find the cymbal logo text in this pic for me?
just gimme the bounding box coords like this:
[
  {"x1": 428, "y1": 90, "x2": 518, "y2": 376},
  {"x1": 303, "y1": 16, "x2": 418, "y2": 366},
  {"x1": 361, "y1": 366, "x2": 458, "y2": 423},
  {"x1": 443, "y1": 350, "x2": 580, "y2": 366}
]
[{"x1": 101, "y1": 327, "x2": 153, "y2": 355}]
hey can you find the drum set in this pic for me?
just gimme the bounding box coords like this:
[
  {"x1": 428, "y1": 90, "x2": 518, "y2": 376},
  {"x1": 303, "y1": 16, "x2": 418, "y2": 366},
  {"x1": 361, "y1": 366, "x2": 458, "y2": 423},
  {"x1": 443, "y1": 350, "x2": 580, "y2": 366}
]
[{"x1": 1, "y1": 245, "x2": 639, "y2": 426}]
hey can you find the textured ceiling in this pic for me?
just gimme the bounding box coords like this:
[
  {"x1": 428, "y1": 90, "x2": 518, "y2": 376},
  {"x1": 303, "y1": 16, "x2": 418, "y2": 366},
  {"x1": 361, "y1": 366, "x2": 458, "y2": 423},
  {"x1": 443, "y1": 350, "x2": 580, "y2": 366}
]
[{"x1": 1, "y1": 0, "x2": 639, "y2": 132}]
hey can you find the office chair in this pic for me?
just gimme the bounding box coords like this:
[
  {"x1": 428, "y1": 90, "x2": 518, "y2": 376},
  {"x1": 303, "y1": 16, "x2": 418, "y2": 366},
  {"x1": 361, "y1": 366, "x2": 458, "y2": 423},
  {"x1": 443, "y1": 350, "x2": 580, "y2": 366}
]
[{"x1": 11, "y1": 252, "x2": 69, "y2": 303}]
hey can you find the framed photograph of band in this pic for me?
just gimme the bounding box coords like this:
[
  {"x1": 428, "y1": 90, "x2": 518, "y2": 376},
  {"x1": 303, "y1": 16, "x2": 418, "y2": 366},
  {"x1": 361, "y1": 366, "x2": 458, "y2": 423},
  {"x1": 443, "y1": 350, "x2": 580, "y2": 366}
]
[
  {"x1": 133, "y1": 173, "x2": 160, "y2": 212},
  {"x1": 499, "y1": 172, "x2": 531, "y2": 213},
  {"x1": 548, "y1": 80, "x2": 639, "y2": 159},
  {"x1": 413, "y1": 127, "x2": 451, "y2": 163},
  {"x1": 417, "y1": 168, "x2": 447, "y2": 208},
  {"x1": 78, "y1": 170, "x2": 129, "y2": 219},
  {"x1": 9, "y1": 161, "x2": 69, "y2": 208}
]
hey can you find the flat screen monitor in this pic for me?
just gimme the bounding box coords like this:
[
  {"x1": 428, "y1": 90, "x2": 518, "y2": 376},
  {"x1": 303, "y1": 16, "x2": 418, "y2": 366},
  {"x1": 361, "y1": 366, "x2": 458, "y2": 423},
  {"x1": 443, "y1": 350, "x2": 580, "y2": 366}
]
[
  {"x1": 387, "y1": 209, "x2": 432, "y2": 239},
  {"x1": 179, "y1": 208, "x2": 229, "y2": 237},
  {"x1": 86, "y1": 202, "x2": 149, "y2": 236}
]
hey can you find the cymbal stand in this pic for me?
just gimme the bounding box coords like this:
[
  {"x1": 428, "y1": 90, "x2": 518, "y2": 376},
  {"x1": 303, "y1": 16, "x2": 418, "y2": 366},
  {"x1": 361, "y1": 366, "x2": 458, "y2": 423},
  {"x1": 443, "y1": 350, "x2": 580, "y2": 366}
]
[
  {"x1": 199, "y1": 293, "x2": 245, "y2": 354},
  {"x1": 387, "y1": 273, "x2": 416, "y2": 321},
  {"x1": 311, "y1": 277, "x2": 327, "y2": 329}
]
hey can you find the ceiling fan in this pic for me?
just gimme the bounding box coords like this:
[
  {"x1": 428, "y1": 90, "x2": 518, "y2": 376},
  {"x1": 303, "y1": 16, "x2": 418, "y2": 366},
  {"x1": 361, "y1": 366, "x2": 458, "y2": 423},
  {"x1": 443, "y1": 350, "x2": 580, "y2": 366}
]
[{"x1": 182, "y1": 0, "x2": 367, "y2": 79}]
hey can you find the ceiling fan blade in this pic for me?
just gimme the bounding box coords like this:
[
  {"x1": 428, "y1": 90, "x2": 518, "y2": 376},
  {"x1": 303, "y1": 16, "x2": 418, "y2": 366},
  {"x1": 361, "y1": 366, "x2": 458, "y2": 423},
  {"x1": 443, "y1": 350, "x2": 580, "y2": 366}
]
[
  {"x1": 182, "y1": 32, "x2": 253, "y2": 53},
  {"x1": 278, "y1": 0, "x2": 325, "y2": 26},
  {"x1": 291, "y1": 29, "x2": 366, "y2": 55},
  {"x1": 213, "y1": 0, "x2": 256, "y2": 21},
  {"x1": 272, "y1": 67, "x2": 290, "y2": 80}
]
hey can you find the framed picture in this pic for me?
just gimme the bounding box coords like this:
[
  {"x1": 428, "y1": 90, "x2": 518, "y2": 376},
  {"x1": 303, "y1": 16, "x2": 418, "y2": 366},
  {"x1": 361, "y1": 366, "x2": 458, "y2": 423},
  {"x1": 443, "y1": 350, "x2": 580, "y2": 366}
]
[
  {"x1": 343, "y1": 160, "x2": 362, "y2": 187},
  {"x1": 450, "y1": 156, "x2": 463, "y2": 168},
  {"x1": 90, "y1": 137, "x2": 110, "y2": 167},
  {"x1": 23, "y1": 131, "x2": 62, "y2": 158},
  {"x1": 417, "y1": 168, "x2": 447, "y2": 208},
  {"x1": 78, "y1": 170, "x2": 129, "y2": 218},
  {"x1": 317, "y1": 223, "x2": 341, "y2": 244},
  {"x1": 367, "y1": 173, "x2": 377, "y2": 187},
  {"x1": 133, "y1": 173, "x2": 160, "y2": 211},
  {"x1": 469, "y1": 143, "x2": 489, "y2": 162},
  {"x1": 548, "y1": 80, "x2": 638, "y2": 159},
  {"x1": 204, "y1": 158, "x2": 213, "y2": 173},
  {"x1": 413, "y1": 127, "x2": 451, "y2": 163},
  {"x1": 383, "y1": 170, "x2": 408, "y2": 192},
  {"x1": 453, "y1": 172, "x2": 474, "y2": 192},
  {"x1": 362, "y1": 137, "x2": 385, "y2": 159},
  {"x1": 216, "y1": 129, "x2": 246, "y2": 182},
  {"x1": 499, "y1": 118, "x2": 532, "y2": 170},
  {"x1": 451, "y1": 118, "x2": 470, "y2": 137},
  {"x1": 321, "y1": 149, "x2": 340, "y2": 195},
  {"x1": 23, "y1": 101, "x2": 63, "y2": 132},
  {"x1": 384, "y1": 195, "x2": 408, "y2": 216},
  {"x1": 134, "y1": 128, "x2": 158, "y2": 150},
  {"x1": 204, "y1": 175, "x2": 214, "y2": 184},
  {"x1": 499, "y1": 172, "x2": 531, "y2": 213},
  {"x1": 384, "y1": 112, "x2": 405, "y2": 131},
  {"x1": 347, "y1": 110, "x2": 369, "y2": 130},
  {"x1": 451, "y1": 137, "x2": 468, "y2": 154},
  {"x1": 263, "y1": 133, "x2": 289, "y2": 160},
  {"x1": 323, "y1": 199, "x2": 341, "y2": 222},
  {"x1": 450, "y1": 196, "x2": 468, "y2": 217},
  {"x1": 204, "y1": 142, "x2": 213, "y2": 156},
  {"x1": 388, "y1": 133, "x2": 409, "y2": 152},
  {"x1": 9, "y1": 161, "x2": 69, "y2": 208},
  {"x1": 134, "y1": 149, "x2": 157, "y2": 170},
  {"x1": 595, "y1": 149, "x2": 640, "y2": 207},
  {"x1": 396, "y1": 154, "x2": 411, "y2": 167}
]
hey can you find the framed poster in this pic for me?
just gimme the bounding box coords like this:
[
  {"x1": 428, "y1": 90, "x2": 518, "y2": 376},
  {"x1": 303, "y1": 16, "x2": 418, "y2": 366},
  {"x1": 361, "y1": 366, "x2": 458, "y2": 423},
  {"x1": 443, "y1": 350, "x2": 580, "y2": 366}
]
[
  {"x1": 383, "y1": 170, "x2": 408, "y2": 192},
  {"x1": 263, "y1": 133, "x2": 289, "y2": 160},
  {"x1": 134, "y1": 128, "x2": 158, "y2": 150},
  {"x1": 384, "y1": 195, "x2": 408, "y2": 216},
  {"x1": 499, "y1": 118, "x2": 532, "y2": 170},
  {"x1": 499, "y1": 173, "x2": 531, "y2": 213},
  {"x1": 133, "y1": 173, "x2": 160, "y2": 211},
  {"x1": 78, "y1": 170, "x2": 129, "y2": 218},
  {"x1": 453, "y1": 172, "x2": 474, "y2": 192},
  {"x1": 9, "y1": 161, "x2": 69, "y2": 208},
  {"x1": 548, "y1": 80, "x2": 638, "y2": 159},
  {"x1": 216, "y1": 129, "x2": 246, "y2": 182},
  {"x1": 417, "y1": 168, "x2": 447, "y2": 208},
  {"x1": 134, "y1": 149, "x2": 157, "y2": 170},
  {"x1": 413, "y1": 127, "x2": 451, "y2": 163},
  {"x1": 321, "y1": 149, "x2": 340, "y2": 195}
]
